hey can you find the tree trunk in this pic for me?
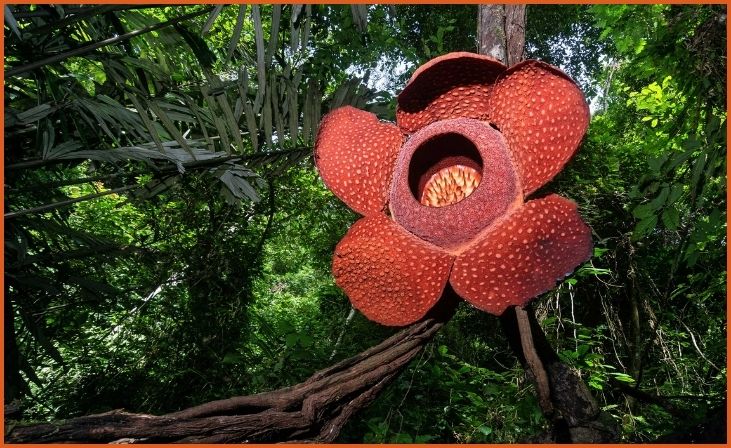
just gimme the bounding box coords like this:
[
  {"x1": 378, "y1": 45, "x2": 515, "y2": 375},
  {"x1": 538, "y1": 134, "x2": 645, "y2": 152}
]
[
  {"x1": 6, "y1": 296, "x2": 458, "y2": 443},
  {"x1": 500, "y1": 306, "x2": 618, "y2": 443},
  {"x1": 504, "y1": 5, "x2": 526, "y2": 65},
  {"x1": 477, "y1": 4, "x2": 619, "y2": 443},
  {"x1": 478, "y1": 5, "x2": 507, "y2": 61},
  {"x1": 478, "y1": 4, "x2": 525, "y2": 65}
]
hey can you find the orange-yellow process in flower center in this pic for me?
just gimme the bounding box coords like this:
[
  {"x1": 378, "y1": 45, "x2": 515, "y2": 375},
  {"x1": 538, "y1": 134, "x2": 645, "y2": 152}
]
[{"x1": 419, "y1": 165, "x2": 482, "y2": 207}]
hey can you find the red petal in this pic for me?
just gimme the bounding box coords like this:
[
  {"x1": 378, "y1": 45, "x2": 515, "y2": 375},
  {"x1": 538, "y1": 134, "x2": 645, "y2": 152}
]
[
  {"x1": 315, "y1": 106, "x2": 403, "y2": 216},
  {"x1": 487, "y1": 61, "x2": 590, "y2": 196},
  {"x1": 333, "y1": 215, "x2": 454, "y2": 326},
  {"x1": 450, "y1": 194, "x2": 592, "y2": 315},
  {"x1": 397, "y1": 52, "x2": 506, "y2": 134}
]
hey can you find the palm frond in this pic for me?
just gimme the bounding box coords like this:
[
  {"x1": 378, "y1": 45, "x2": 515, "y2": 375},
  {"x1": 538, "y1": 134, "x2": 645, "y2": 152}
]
[{"x1": 5, "y1": 7, "x2": 214, "y2": 78}]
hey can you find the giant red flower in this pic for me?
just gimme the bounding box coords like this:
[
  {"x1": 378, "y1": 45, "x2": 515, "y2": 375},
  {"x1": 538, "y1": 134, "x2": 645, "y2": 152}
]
[{"x1": 314, "y1": 52, "x2": 592, "y2": 326}]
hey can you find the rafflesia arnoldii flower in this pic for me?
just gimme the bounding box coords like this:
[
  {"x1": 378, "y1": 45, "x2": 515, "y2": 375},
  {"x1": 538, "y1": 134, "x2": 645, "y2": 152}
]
[{"x1": 314, "y1": 52, "x2": 592, "y2": 326}]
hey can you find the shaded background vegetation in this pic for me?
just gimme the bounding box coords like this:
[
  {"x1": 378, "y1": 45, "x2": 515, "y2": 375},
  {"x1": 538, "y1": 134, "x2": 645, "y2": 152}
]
[{"x1": 4, "y1": 4, "x2": 726, "y2": 442}]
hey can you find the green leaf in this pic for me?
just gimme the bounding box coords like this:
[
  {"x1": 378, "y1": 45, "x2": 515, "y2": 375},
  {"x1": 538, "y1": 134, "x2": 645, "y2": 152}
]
[
  {"x1": 666, "y1": 184, "x2": 683, "y2": 205},
  {"x1": 122, "y1": 91, "x2": 166, "y2": 153},
  {"x1": 147, "y1": 101, "x2": 193, "y2": 154},
  {"x1": 121, "y1": 56, "x2": 169, "y2": 81},
  {"x1": 54, "y1": 144, "x2": 227, "y2": 174},
  {"x1": 276, "y1": 320, "x2": 294, "y2": 333},
  {"x1": 16, "y1": 104, "x2": 54, "y2": 124},
  {"x1": 300, "y1": 5, "x2": 312, "y2": 52},
  {"x1": 174, "y1": 23, "x2": 216, "y2": 69},
  {"x1": 632, "y1": 215, "x2": 657, "y2": 240},
  {"x1": 252, "y1": 5, "x2": 267, "y2": 112},
  {"x1": 135, "y1": 175, "x2": 181, "y2": 200},
  {"x1": 265, "y1": 5, "x2": 282, "y2": 67},
  {"x1": 391, "y1": 433, "x2": 413, "y2": 444},
  {"x1": 647, "y1": 154, "x2": 667, "y2": 172},
  {"x1": 593, "y1": 247, "x2": 610, "y2": 258},
  {"x1": 271, "y1": 78, "x2": 286, "y2": 143},
  {"x1": 216, "y1": 165, "x2": 261, "y2": 204},
  {"x1": 612, "y1": 373, "x2": 636, "y2": 384},
  {"x1": 298, "y1": 334, "x2": 313, "y2": 347},
  {"x1": 222, "y1": 352, "x2": 243, "y2": 364},
  {"x1": 478, "y1": 425, "x2": 493, "y2": 436},
  {"x1": 661, "y1": 207, "x2": 680, "y2": 230},
  {"x1": 212, "y1": 81, "x2": 245, "y2": 153},
  {"x1": 649, "y1": 185, "x2": 670, "y2": 209},
  {"x1": 689, "y1": 153, "x2": 707, "y2": 198},
  {"x1": 287, "y1": 82, "x2": 299, "y2": 145},
  {"x1": 262, "y1": 83, "x2": 273, "y2": 148},
  {"x1": 682, "y1": 136, "x2": 702, "y2": 150},
  {"x1": 226, "y1": 5, "x2": 247, "y2": 63},
  {"x1": 290, "y1": 5, "x2": 304, "y2": 56},
  {"x1": 302, "y1": 81, "x2": 314, "y2": 143},
  {"x1": 632, "y1": 203, "x2": 655, "y2": 219},
  {"x1": 155, "y1": 100, "x2": 197, "y2": 123},
  {"x1": 285, "y1": 333, "x2": 298, "y2": 348},
  {"x1": 70, "y1": 276, "x2": 120, "y2": 297}
]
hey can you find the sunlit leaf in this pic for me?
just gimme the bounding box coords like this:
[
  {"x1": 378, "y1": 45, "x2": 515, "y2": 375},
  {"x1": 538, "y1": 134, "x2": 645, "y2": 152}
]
[
  {"x1": 226, "y1": 5, "x2": 247, "y2": 63},
  {"x1": 252, "y1": 5, "x2": 267, "y2": 113},
  {"x1": 265, "y1": 5, "x2": 282, "y2": 68}
]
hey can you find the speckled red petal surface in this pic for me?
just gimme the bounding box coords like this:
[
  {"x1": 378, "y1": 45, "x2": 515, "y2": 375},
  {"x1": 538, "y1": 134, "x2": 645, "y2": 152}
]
[
  {"x1": 487, "y1": 61, "x2": 590, "y2": 196},
  {"x1": 314, "y1": 106, "x2": 403, "y2": 216},
  {"x1": 333, "y1": 214, "x2": 454, "y2": 326},
  {"x1": 450, "y1": 194, "x2": 592, "y2": 315},
  {"x1": 397, "y1": 52, "x2": 506, "y2": 134}
]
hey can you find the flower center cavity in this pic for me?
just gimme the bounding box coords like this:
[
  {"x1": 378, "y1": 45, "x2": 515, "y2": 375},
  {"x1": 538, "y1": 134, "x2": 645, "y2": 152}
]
[
  {"x1": 420, "y1": 165, "x2": 482, "y2": 207},
  {"x1": 408, "y1": 132, "x2": 484, "y2": 208}
]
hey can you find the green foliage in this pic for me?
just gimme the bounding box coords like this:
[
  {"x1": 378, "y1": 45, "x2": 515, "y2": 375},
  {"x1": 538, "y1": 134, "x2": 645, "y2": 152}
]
[
  {"x1": 559, "y1": 4, "x2": 726, "y2": 441},
  {"x1": 527, "y1": 5, "x2": 609, "y2": 98},
  {"x1": 343, "y1": 321, "x2": 547, "y2": 444},
  {"x1": 4, "y1": 4, "x2": 391, "y2": 416}
]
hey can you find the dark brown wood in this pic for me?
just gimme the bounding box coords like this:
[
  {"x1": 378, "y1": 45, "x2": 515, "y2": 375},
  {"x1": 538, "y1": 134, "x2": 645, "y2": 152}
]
[
  {"x1": 515, "y1": 305, "x2": 553, "y2": 416},
  {"x1": 6, "y1": 296, "x2": 458, "y2": 443}
]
